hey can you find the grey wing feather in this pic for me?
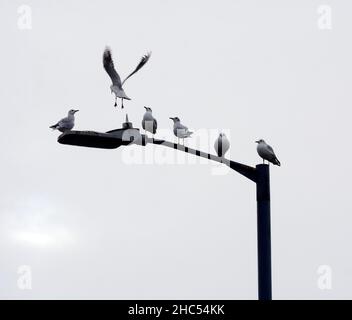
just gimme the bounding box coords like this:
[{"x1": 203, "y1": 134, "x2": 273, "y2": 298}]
[
  {"x1": 59, "y1": 117, "x2": 74, "y2": 129},
  {"x1": 103, "y1": 47, "x2": 122, "y2": 87},
  {"x1": 58, "y1": 117, "x2": 70, "y2": 126},
  {"x1": 153, "y1": 118, "x2": 157, "y2": 133},
  {"x1": 122, "y1": 52, "x2": 151, "y2": 85},
  {"x1": 266, "y1": 144, "x2": 276, "y2": 156}
]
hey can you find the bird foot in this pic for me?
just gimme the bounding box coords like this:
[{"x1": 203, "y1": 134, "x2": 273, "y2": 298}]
[{"x1": 114, "y1": 102, "x2": 117, "y2": 107}]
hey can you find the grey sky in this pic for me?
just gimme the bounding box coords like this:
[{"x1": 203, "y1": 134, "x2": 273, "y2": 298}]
[{"x1": 0, "y1": 0, "x2": 351, "y2": 299}]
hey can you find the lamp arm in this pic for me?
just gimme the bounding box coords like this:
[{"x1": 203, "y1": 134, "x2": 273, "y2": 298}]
[{"x1": 145, "y1": 137, "x2": 257, "y2": 183}]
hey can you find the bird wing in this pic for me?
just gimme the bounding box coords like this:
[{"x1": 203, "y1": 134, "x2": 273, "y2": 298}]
[
  {"x1": 58, "y1": 117, "x2": 72, "y2": 127},
  {"x1": 266, "y1": 144, "x2": 276, "y2": 157},
  {"x1": 181, "y1": 124, "x2": 193, "y2": 136},
  {"x1": 178, "y1": 123, "x2": 188, "y2": 131},
  {"x1": 222, "y1": 137, "x2": 230, "y2": 154},
  {"x1": 214, "y1": 137, "x2": 220, "y2": 156},
  {"x1": 214, "y1": 136, "x2": 229, "y2": 157},
  {"x1": 122, "y1": 52, "x2": 151, "y2": 85},
  {"x1": 267, "y1": 145, "x2": 280, "y2": 165},
  {"x1": 103, "y1": 47, "x2": 122, "y2": 87}
]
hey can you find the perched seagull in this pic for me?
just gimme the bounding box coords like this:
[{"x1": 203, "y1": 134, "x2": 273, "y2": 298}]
[
  {"x1": 255, "y1": 139, "x2": 281, "y2": 166},
  {"x1": 103, "y1": 47, "x2": 151, "y2": 108},
  {"x1": 50, "y1": 109, "x2": 79, "y2": 132},
  {"x1": 170, "y1": 117, "x2": 193, "y2": 145},
  {"x1": 142, "y1": 106, "x2": 157, "y2": 137},
  {"x1": 214, "y1": 133, "x2": 230, "y2": 158}
]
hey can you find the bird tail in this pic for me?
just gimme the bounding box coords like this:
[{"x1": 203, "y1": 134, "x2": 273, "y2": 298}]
[
  {"x1": 274, "y1": 158, "x2": 281, "y2": 166},
  {"x1": 113, "y1": 87, "x2": 131, "y2": 100},
  {"x1": 50, "y1": 124, "x2": 58, "y2": 130}
]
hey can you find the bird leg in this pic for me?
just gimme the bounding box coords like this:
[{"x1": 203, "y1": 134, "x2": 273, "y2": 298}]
[
  {"x1": 121, "y1": 98, "x2": 124, "y2": 109},
  {"x1": 114, "y1": 96, "x2": 117, "y2": 107}
]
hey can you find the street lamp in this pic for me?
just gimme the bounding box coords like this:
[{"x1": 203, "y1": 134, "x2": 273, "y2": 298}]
[{"x1": 57, "y1": 115, "x2": 273, "y2": 301}]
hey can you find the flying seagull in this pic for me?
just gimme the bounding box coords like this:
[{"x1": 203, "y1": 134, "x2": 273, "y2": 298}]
[
  {"x1": 103, "y1": 47, "x2": 151, "y2": 108},
  {"x1": 142, "y1": 106, "x2": 157, "y2": 137},
  {"x1": 170, "y1": 117, "x2": 193, "y2": 145},
  {"x1": 214, "y1": 133, "x2": 230, "y2": 158},
  {"x1": 255, "y1": 139, "x2": 281, "y2": 166},
  {"x1": 50, "y1": 109, "x2": 79, "y2": 132}
]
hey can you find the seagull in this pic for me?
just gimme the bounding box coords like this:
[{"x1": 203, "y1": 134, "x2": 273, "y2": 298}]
[
  {"x1": 142, "y1": 106, "x2": 157, "y2": 138},
  {"x1": 103, "y1": 47, "x2": 151, "y2": 108},
  {"x1": 170, "y1": 117, "x2": 193, "y2": 145},
  {"x1": 50, "y1": 109, "x2": 79, "y2": 132},
  {"x1": 255, "y1": 139, "x2": 281, "y2": 166},
  {"x1": 214, "y1": 133, "x2": 230, "y2": 158}
]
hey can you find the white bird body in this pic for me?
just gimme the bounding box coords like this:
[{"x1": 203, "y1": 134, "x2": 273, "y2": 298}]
[
  {"x1": 110, "y1": 85, "x2": 130, "y2": 100},
  {"x1": 103, "y1": 47, "x2": 151, "y2": 108},
  {"x1": 170, "y1": 117, "x2": 193, "y2": 144},
  {"x1": 50, "y1": 109, "x2": 79, "y2": 132},
  {"x1": 214, "y1": 133, "x2": 230, "y2": 157},
  {"x1": 172, "y1": 120, "x2": 192, "y2": 138},
  {"x1": 256, "y1": 139, "x2": 280, "y2": 166},
  {"x1": 142, "y1": 107, "x2": 157, "y2": 135}
]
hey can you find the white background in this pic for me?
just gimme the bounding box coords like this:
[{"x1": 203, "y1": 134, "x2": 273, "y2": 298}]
[{"x1": 0, "y1": 0, "x2": 350, "y2": 299}]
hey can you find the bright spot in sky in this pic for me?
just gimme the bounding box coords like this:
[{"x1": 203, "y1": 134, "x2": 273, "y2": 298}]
[
  {"x1": 15, "y1": 231, "x2": 54, "y2": 247},
  {"x1": 4, "y1": 196, "x2": 75, "y2": 248},
  {"x1": 13, "y1": 229, "x2": 73, "y2": 248}
]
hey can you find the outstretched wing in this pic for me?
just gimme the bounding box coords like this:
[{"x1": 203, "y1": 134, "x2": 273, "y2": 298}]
[
  {"x1": 103, "y1": 47, "x2": 122, "y2": 87},
  {"x1": 122, "y1": 52, "x2": 151, "y2": 85}
]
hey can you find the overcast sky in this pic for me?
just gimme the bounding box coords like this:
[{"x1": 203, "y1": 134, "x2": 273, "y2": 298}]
[{"x1": 0, "y1": 0, "x2": 351, "y2": 299}]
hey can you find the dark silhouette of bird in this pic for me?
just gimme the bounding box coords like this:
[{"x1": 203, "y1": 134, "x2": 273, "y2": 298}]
[{"x1": 256, "y1": 139, "x2": 281, "y2": 166}]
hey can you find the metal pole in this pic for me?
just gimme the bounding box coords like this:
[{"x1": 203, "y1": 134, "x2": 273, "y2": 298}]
[
  {"x1": 57, "y1": 131, "x2": 274, "y2": 300},
  {"x1": 256, "y1": 164, "x2": 272, "y2": 300}
]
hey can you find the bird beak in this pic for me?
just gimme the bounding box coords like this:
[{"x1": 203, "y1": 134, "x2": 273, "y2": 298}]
[
  {"x1": 144, "y1": 106, "x2": 147, "y2": 110},
  {"x1": 74, "y1": 110, "x2": 79, "y2": 113},
  {"x1": 169, "y1": 117, "x2": 174, "y2": 120},
  {"x1": 255, "y1": 140, "x2": 259, "y2": 143}
]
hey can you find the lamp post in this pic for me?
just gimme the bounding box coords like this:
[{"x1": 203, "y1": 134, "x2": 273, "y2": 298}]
[{"x1": 57, "y1": 116, "x2": 273, "y2": 300}]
